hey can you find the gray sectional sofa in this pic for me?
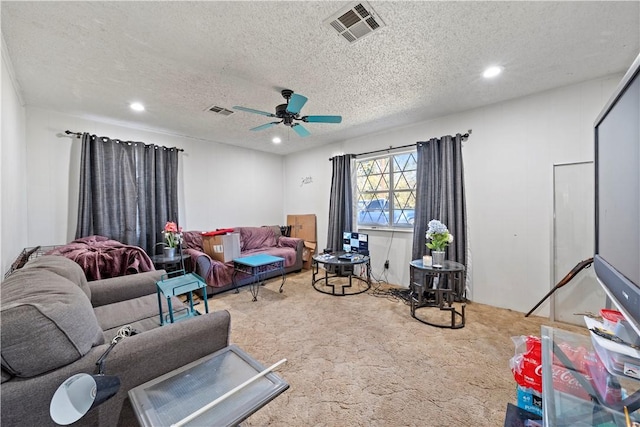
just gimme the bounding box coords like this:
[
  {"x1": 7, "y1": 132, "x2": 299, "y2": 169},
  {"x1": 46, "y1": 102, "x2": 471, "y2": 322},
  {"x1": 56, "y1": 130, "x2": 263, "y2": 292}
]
[{"x1": 1, "y1": 255, "x2": 231, "y2": 426}]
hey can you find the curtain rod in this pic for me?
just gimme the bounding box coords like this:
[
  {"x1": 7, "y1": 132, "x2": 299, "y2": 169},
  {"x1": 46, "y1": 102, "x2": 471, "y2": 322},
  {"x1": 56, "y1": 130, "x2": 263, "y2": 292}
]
[
  {"x1": 329, "y1": 129, "x2": 472, "y2": 160},
  {"x1": 64, "y1": 130, "x2": 185, "y2": 152}
]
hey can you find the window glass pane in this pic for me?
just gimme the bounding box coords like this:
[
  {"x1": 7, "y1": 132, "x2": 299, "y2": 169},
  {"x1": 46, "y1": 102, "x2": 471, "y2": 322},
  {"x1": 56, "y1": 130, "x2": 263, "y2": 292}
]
[
  {"x1": 394, "y1": 153, "x2": 417, "y2": 171},
  {"x1": 394, "y1": 170, "x2": 416, "y2": 190},
  {"x1": 356, "y1": 151, "x2": 417, "y2": 228}
]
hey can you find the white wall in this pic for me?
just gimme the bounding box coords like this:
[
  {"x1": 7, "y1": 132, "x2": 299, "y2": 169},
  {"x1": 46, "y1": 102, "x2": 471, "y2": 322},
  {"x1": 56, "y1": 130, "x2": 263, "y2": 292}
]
[
  {"x1": 1, "y1": 44, "x2": 28, "y2": 276},
  {"x1": 4, "y1": 67, "x2": 622, "y2": 315},
  {"x1": 23, "y1": 108, "x2": 285, "y2": 247},
  {"x1": 284, "y1": 75, "x2": 622, "y2": 314}
]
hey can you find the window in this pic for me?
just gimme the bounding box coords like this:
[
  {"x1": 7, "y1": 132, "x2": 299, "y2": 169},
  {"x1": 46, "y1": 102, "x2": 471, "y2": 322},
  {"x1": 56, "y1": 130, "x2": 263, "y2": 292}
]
[{"x1": 355, "y1": 151, "x2": 417, "y2": 228}]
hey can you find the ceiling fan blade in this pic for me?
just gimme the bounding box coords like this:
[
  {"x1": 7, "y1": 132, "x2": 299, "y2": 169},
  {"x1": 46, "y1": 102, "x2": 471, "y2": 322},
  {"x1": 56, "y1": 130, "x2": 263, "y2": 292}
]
[
  {"x1": 291, "y1": 123, "x2": 311, "y2": 137},
  {"x1": 233, "y1": 106, "x2": 275, "y2": 117},
  {"x1": 250, "y1": 122, "x2": 280, "y2": 132},
  {"x1": 303, "y1": 115, "x2": 342, "y2": 123},
  {"x1": 286, "y1": 94, "x2": 308, "y2": 115}
]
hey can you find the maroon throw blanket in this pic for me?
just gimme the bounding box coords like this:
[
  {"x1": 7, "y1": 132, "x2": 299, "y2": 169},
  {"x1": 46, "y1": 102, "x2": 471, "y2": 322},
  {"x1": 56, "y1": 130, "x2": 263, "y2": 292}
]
[{"x1": 46, "y1": 235, "x2": 154, "y2": 281}]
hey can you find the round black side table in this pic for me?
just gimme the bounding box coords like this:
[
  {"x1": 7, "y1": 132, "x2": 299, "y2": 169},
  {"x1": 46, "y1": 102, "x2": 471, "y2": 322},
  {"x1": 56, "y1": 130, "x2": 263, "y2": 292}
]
[
  {"x1": 150, "y1": 253, "x2": 190, "y2": 273},
  {"x1": 409, "y1": 259, "x2": 466, "y2": 329},
  {"x1": 311, "y1": 252, "x2": 371, "y2": 296}
]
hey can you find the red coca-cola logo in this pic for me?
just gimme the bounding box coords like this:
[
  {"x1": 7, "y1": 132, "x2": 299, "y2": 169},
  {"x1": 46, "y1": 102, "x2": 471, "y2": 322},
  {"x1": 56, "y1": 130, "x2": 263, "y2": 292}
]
[
  {"x1": 535, "y1": 365, "x2": 542, "y2": 377},
  {"x1": 551, "y1": 366, "x2": 590, "y2": 400}
]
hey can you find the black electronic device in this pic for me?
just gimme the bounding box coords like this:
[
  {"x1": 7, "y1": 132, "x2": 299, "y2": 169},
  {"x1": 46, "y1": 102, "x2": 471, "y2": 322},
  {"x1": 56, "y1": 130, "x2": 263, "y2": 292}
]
[
  {"x1": 594, "y1": 52, "x2": 640, "y2": 337},
  {"x1": 342, "y1": 231, "x2": 369, "y2": 255}
]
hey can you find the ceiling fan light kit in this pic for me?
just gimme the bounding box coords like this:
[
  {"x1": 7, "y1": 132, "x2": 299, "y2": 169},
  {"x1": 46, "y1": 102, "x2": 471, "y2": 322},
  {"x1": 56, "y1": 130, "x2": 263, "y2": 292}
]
[{"x1": 233, "y1": 89, "x2": 342, "y2": 138}]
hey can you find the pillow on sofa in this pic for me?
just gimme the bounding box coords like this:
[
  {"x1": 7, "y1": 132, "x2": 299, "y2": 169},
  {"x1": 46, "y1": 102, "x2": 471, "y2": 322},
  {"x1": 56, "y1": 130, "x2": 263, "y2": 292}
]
[
  {"x1": 239, "y1": 226, "x2": 277, "y2": 251},
  {"x1": 21, "y1": 255, "x2": 91, "y2": 299},
  {"x1": 0, "y1": 268, "x2": 104, "y2": 378}
]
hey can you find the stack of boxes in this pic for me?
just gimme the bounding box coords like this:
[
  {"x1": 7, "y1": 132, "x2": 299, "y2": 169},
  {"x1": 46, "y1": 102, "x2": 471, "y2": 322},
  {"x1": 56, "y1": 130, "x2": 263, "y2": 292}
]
[{"x1": 201, "y1": 229, "x2": 241, "y2": 263}]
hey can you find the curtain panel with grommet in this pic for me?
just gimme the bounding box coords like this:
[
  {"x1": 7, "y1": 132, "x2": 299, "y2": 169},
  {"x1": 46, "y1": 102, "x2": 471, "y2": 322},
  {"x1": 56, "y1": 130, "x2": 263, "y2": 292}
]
[
  {"x1": 327, "y1": 154, "x2": 355, "y2": 251},
  {"x1": 411, "y1": 134, "x2": 467, "y2": 267},
  {"x1": 75, "y1": 133, "x2": 179, "y2": 254}
]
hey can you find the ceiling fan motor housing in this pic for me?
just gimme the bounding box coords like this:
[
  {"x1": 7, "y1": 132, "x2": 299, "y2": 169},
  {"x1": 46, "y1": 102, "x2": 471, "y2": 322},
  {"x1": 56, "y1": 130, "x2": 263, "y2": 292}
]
[
  {"x1": 281, "y1": 89, "x2": 294, "y2": 100},
  {"x1": 276, "y1": 103, "x2": 297, "y2": 126}
]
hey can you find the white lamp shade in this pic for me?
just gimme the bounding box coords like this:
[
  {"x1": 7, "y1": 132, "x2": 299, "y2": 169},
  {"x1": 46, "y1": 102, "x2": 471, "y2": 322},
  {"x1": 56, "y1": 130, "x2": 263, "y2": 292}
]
[{"x1": 50, "y1": 373, "x2": 120, "y2": 425}]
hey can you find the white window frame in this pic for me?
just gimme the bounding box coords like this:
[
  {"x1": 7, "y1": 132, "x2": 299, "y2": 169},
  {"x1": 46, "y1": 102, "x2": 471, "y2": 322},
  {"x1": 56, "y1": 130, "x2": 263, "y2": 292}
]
[{"x1": 354, "y1": 150, "x2": 417, "y2": 230}]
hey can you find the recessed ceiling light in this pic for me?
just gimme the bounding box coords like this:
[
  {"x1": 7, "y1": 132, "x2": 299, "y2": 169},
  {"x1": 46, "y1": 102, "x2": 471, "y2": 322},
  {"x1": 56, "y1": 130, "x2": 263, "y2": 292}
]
[
  {"x1": 483, "y1": 66, "x2": 503, "y2": 79},
  {"x1": 272, "y1": 137, "x2": 282, "y2": 144},
  {"x1": 130, "y1": 102, "x2": 145, "y2": 112}
]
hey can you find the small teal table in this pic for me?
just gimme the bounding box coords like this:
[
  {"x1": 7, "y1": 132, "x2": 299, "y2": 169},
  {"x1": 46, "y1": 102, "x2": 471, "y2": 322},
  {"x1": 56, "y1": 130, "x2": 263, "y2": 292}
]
[
  {"x1": 156, "y1": 272, "x2": 209, "y2": 325},
  {"x1": 232, "y1": 254, "x2": 285, "y2": 301}
]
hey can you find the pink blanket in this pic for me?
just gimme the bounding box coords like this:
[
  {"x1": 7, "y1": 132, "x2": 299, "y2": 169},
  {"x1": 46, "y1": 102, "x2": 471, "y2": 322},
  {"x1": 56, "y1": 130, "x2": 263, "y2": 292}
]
[
  {"x1": 46, "y1": 235, "x2": 154, "y2": 281},
  {"x1": 182, "y1": 229, "x2": 298, "y2": 289}
]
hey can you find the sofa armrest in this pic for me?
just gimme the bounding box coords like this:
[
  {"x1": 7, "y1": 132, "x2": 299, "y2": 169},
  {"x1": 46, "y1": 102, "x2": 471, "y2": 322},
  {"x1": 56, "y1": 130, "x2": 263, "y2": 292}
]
[
  {"x1": 184, "y1": 248, "x2": 228, "y2": 283},
  {"x1": 184, "y1": 248, "x2": 213, "y2": 273},
  {"x1": 0, "y1": 310, "x2": 231, "y2": 427},
  {"x1": 99, "y1": 310, "x2": 231, "y2": 426},
  {"x1": 278, "y1": 236, "x2": 303, "y2": 250},
  {"x1": 89, "y1": 270, "x2": 166, "y2": 307},
  {"x1": 0, "y1": 346, "x2": 102, "y2": 426}
]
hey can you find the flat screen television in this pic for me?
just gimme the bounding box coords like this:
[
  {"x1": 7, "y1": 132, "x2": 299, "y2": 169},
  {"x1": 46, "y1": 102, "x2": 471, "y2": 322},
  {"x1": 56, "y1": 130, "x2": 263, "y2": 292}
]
[
  {"x1": 594, "y1": 52, "x2": 640, "y2": 336},
  {"x1": 342, "y1": 232, "x2": 369, "y2": 254}
]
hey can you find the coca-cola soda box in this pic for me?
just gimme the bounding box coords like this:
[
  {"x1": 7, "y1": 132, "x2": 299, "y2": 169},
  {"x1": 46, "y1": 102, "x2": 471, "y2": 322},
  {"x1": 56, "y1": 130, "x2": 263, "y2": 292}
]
[
  {"x1": 552, "y1": 341, "x2": 602, "y2": 400},
  {"x1": 511, "y1": 335, "x2": 544, "y2": 393},
  {"x1": 511, "y1": 336, "x2": 602, "y2": 401}
]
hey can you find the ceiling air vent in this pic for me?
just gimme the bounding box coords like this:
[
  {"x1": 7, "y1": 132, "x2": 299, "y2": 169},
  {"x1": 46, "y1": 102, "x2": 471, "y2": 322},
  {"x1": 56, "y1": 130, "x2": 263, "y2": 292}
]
[
  {"x1": 324, "y1": 1, "x2": 385, "y2": 44},
  {"x1": 206, "y1": 105, "x2": 234, "y2": 116}
]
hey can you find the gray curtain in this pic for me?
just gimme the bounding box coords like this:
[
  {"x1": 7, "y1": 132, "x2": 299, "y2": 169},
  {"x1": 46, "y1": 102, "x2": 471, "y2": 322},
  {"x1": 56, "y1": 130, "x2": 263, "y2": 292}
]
[
  {"x1": 76, "y1": 133, "x2": 180, "y2": 254},
  {"x1": 327, "y1": 154, "x2": 354, "y2": 251},
  {"x1": 411, "y1": 134, "x2": 467, "y2": 266}
]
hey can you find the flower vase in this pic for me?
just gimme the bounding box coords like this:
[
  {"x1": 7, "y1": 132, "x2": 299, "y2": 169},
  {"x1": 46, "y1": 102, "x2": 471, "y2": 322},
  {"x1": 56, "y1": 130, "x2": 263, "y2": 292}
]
[
  {"x1": 163, "y1": 247, "x2": 176, "y2": 258},
  {"x1": 431, "y1": 251, "x2": 445, "y2": 268}
]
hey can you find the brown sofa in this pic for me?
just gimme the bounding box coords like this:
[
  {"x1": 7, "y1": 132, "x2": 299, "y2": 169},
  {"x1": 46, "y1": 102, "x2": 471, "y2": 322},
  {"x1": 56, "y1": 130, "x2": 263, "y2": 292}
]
[
  {"x1": 1, "y1": 255, "x2": 231, "y2": 426},
  {"x1": 183, "y1": 226, "x2": 304, "y2": 296}
]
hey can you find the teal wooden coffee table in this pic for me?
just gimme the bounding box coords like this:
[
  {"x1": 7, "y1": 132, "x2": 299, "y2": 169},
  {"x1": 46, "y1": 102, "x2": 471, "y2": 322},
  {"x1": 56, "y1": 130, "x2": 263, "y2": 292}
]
[{"x1": 232, "y1": 254, "x2": 285, "y2": 301}]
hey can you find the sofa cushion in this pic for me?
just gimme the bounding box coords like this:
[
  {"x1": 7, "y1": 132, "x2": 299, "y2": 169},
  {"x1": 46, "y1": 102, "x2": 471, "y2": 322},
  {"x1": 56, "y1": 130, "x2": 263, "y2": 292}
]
[
  {"x1": 0, "y1": 268, "x2": 104, "y2": 378},
  {"x1": 94, "y1": 293, "x2": 186, "y2": 334},
  {"x1": 21, "y1": 255, "x2": 91, "y2": 299},
  {"x1": 239, "y1": 226, "x2": 277, "y2": 251}
]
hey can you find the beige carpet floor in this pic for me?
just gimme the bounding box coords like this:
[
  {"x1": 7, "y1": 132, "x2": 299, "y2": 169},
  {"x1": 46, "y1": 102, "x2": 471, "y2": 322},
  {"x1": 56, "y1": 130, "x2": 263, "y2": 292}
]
[{"x1": 196, "y1": 269, "x2": 587, "y2": 426}]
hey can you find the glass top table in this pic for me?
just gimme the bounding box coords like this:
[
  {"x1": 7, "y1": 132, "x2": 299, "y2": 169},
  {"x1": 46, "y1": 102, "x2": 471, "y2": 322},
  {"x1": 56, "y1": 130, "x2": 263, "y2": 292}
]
[
  {"x1": 311, "y1": 252, "x2": 371, "y2": 296},
  {"x1": 408, "y1": 259, "x2": 466, "y2": 328},
  {"x1": 541, "y1": 325, "x2": 640, "y2": 426},
  {"x1": 128, "y1": 345, "x2": 289, "y2": 427}
]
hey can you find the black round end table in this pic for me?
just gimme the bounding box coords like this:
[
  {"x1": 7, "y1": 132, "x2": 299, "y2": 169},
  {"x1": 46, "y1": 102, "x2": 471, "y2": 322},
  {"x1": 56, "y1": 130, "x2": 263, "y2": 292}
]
[
  {"x1": 311, "y1": 252, "x2": 371, "y2": 296},
  {"x1": 409, "y1": 259, "x2": 466, "y2": 329}
]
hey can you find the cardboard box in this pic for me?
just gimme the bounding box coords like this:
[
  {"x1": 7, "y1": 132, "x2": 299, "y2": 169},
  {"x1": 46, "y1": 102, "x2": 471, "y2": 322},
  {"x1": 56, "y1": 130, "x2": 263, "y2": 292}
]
[
  {"x1": 202, "y1": 232, "x2": 241, "y2": 263},
  {"x1": 302, "y1": 241, "x2": 317, "y2": 270},
  {"x1": 287, "y1": 214, "x2": 317, "y2": 243}
]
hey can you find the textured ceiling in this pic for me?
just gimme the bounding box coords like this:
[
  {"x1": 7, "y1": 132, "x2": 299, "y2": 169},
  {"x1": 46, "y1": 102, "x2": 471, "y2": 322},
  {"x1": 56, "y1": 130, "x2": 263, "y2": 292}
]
[{"x1": 2, "y1": 1, "x2": 639, "y2": 155}]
